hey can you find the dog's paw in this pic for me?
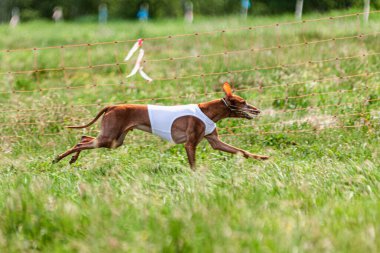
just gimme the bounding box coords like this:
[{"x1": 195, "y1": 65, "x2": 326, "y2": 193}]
[
  {"x1": 249, "y1": 154, "x2": 270, "y2": 160},
  {"x1": 69, "y1": 157, "x2": 77, "y2": 164},
  {"x1": 258, "y1": 155, "x2": 270, "y2": 160},
  {"x1": 52, "y1": 157, "x2": 60, "y2": 164}
]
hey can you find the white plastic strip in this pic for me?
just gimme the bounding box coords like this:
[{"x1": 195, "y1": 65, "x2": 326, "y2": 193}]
[
  {"x1": 139, "y1": 67, "x2": 153, "y2": 82},
  {"x1": 124, "y1": 38, "x2": 143, "y2": 61},
  {"x1": 126, "y1": 48, "x2": 144, "y2": 78}
]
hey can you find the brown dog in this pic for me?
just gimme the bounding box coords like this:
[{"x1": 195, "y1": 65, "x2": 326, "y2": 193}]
[{"x1": 53, "y1": 83, "x2": 269, "y2": 169}]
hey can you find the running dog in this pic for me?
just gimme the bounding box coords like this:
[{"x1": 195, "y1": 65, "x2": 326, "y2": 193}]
[{"x1": 53, "y1": 83, "x2": 269, "y2": 169}]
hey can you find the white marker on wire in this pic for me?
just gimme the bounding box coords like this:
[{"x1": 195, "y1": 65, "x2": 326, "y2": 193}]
[
  {"x1": 124, "y1": 38, "x2": 143, "y2": 61},
  {"x1": 126, "y1": 48, "x2": 144, "y2": 78},
  {"x1": 124, "y1": 38, "x2": 153, "y2": 82}
]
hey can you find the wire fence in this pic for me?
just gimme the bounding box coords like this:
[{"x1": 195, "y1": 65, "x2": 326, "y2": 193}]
[{"x1": 1, "y1": 10, "x2": 379, "y2": 144}]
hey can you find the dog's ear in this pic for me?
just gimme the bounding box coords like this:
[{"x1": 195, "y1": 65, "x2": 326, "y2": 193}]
[{"x1": 223, "y1": 82, "x2": 233, "y2": 98}]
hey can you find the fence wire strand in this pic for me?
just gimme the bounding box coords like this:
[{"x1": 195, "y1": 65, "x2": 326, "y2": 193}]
[{"x1": 1, "y1": 10, "x2": 379, "y2": 144}]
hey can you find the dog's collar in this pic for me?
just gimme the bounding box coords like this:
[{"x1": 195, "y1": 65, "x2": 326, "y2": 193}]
[{"x1": 221, "y1": 97, "x2": 237, "y2": 112}]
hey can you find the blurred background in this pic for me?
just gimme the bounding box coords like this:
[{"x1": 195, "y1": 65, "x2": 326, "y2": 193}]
[{"x1": 1, "y1": 0, "x2": 379, "y2": 22}]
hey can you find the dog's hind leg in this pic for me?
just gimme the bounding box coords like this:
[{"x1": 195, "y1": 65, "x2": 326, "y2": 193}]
[
  {"x1": 111, "y1": 128, "x2": 131, "y2": 148},
  {"x1": 69, "y1": 136, "x2": 95, "y2": 164},
  {"x1": 68, "y1": 129, "x2": 130, "y2": 164},
  {"x1": 53, "y1": 138, "x2": 98, "y2": 164},
  {"x1": 80, "y1": 135, "x2": 95, "y2": 142}
]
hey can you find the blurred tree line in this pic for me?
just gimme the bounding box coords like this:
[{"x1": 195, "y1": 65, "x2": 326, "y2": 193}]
[{"x1": 0, "y1": 0, "x2": 379, "y2": 22}]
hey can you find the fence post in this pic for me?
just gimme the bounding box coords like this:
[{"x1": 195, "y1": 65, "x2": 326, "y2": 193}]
[
  {"x1": 364, "y1": 0, "x2": 370, "y2": 24},
  {"x1": 295, "y1": 0, "x2": 304, "y2": 20}
]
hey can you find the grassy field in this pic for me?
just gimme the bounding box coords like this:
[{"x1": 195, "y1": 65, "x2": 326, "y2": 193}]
[{"x1": 0, "y1": 10, "x2": 380, "y2": 252}]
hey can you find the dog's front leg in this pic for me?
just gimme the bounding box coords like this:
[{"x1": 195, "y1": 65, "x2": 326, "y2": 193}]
[
  {"x1": 184, "y1": 131, "x2": 204, "y2": 171},
  {"x1": 181, "y1": 117, "x2": 206, "y2": 171},
  {"x1": 205, "y1": 130, "x2": 269, "y2": 160},
  {"x1": 184, "y1": 143, "x2": 196, "y2": 170}
]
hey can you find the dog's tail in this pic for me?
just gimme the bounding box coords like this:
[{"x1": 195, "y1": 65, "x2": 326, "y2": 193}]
[{"x1": 66, "y1": 106, "x2": 110, "y2": 129}]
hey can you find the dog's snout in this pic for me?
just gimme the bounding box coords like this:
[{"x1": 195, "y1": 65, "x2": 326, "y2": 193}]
[{"x1": 250, "y1": 107, "x2": 260, "y2": 114}]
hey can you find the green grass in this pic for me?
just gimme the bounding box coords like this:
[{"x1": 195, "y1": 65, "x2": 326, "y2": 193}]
[{"x1": 0, "y1": 10, "x2": 380, "y2": 252}]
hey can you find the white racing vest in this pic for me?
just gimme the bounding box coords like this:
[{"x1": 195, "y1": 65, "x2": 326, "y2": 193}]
[{"x1": 147, "y1": 104, "x2": 216, "y2": 143}]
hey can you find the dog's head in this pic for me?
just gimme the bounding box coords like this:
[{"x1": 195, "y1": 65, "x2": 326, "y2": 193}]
[{"x1": 222, "y1": 82, "x2": 260, "y2": 119}]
